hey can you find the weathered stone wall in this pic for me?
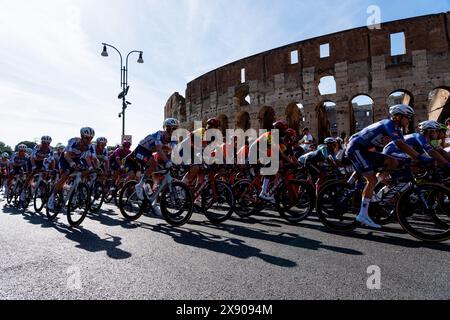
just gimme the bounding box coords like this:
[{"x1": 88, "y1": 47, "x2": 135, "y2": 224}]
[{"x1": 165, "y1": 12, "x2": 450, "y2": 141}]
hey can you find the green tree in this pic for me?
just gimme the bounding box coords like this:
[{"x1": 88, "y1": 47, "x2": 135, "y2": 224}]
[{"x1": 0, "y1": 141, "x2": 13, "y2": 155}]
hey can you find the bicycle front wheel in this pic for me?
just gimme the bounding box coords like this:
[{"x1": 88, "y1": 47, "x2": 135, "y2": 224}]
[
  {"x1": 316, "y1": 180, "x2": 361, "y2": 232},
  {"x1": 34, "y1": 181, "x2": 48, "y2": 213},
  {"x1": 276, "y1": 179, "x2": 315, "y2": 224},
  {"x1": 201, "y1": 181, "x2": 235, "y2": 223},
  {"x1": 118, "y1": 180, "x2": 147, "y2": 221},
  {"x1": 397, "y1": 183, "x2": 450, "y2": 242},
  {"x1": 67, "y1": 183, "x2": 90, "y2": 227},
  {"x1": 160, "y1": 181, "x2": 193, "y2": 226}
]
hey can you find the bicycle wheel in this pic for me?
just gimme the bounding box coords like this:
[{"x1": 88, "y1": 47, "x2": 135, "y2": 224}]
[
  {"x1": 13, "y1": 181, "x2": 23, "y2": 207},
  {"x1": 33, "y1": 181, "x2": 48, "y2": 213},
  {"x1": 21, "y1": 186, "x2": 33, "y2": 211},
  {"x1": 397, "y1": 183, "x2": 450, "y2": 242},
  {"x1": 46, "y1": 189, "x2": 65, "y2": 221},
  {"x1": 160, "y1": 181, "x2": 193, "y2": 226},
  {"x1": 232, "y1": 180, "x2": 265, "y2": 218},
  {"x1": 103, "y1": 179, "x2": 114, "y2": 204},
  {"x1": 6, "y1": 184, "x2": 14, "y2": 204},
  {"x1": 316, "y1": 180, "x2": 361, "y2": 232},
  {"x1": 67, "y1": 183, "x2": 90, "y2": 227},
  {"x1": 118, "y1": 180, "x2": 147, "y2": 221},
  {"x1": 201, "y1": 180, "x2": 235, "y2": 223},
  {"x1": 89, "y1": 181, "x2": 104, "y2": 213},
  {"x1": 276, "y1": 179, "x2": 315, "y2": 224}
]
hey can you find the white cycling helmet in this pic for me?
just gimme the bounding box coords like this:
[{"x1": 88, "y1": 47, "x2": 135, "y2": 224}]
[
  {"x1": 41, "y1": 135, "x2": 52, "y2": 144},
  {"x1": 80, "y1": 127, "x2": 95, "y2": 138},
  {"x1": 419, "y1": 120, "x2": 441, "y2": 133},
  {"x1": 2, "y1": 152, "x2": 9, "y2": 158},
  {"x1": 389, "y1": 104, "x2": 415, "y2": 118},
  {"x1": 324, "y1": 137, "x2": 337, "y2": 144},
  {"x1": 18, "y1": 144, "x2": 27, "y2": 151},
  {"x1": 96, "y1": 137, "x2": 108, "y2": 145},
  {"x1": 163, "y1": 118, "x2": 179, "y2": 129}
]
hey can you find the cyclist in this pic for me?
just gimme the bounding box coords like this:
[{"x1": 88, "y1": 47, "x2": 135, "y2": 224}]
[
  {"x1": 1, "y1": 152, "x2": 10, "y2": 190},
  {"x1": 90, "y1": 137, "x2": 110, "y2": 173},
  {"x1": 7, "y1": 144, "x2": 29, "y2": 195},
  {"x1": 299, "y1": 137, "x2": 339, "y2": 188},
  {"x1": 254, "y1": 120, "x2": 291, "y2": 202},
  {"x1": 346, "y1": 104, "x2": 430, "y2": 229},
  {"x1": 47, "y1": 127, "x2": 96, "y2": 210},
  {"x1": 22, "y1": 136, "x2": 55, "y2": 201},
  {"x1": 180, "y1": 117, "x2": 221, "y2": 191},
  {"x1": 124, "y1": 118, "x2": 179, "y2": 200},
  {"x1": 109, "y1": 141, "x2": 132, "y2": 190},
  {"x1": 383, "y1": 120, "x2": 449, "y2": 166}
]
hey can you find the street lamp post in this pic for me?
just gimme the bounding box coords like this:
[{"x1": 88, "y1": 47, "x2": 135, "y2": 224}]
[{"x1": 101, "y1": 43, "x2": 144, "y2": 139}]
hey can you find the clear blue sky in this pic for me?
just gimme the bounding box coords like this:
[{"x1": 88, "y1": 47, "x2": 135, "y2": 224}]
[{"x1": 1, "y1": 0, "x2": 449, "y2": 147}]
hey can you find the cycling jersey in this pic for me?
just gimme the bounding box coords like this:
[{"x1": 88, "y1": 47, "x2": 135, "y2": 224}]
[
  {"x1": 346, "y1": 119, "x2": 404, "y2": 174},
  {"x1": 90, "y1": 144, "x2": 109, "y2": 163},
  {"x1": 347, "y1": 119, "x2": 403, "y2": 152},
  {"x1": 10, "y1": 152, "x2": 29, "y2": 168},
  {"x1": 383, "y1": 133, "x2": 434, "y2": 156},
  {"x1": 299, "y1": 145, "x2": 336, "y2": 165},
  {"x1": 139, "y1": 131, "x2": 168, "y2": 152},
  {"x1": 66, "y1": 137, "x2": 93, "y2": 159},
  {"x1": 32, "y1": 144, "x2": 54, "y2": 162}
]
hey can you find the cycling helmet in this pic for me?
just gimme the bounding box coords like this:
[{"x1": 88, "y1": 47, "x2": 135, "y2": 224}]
[
  {"x1": 336, "y1": 137, "x2": 344, "y2": 145},
  {"x1": 163, "y1": 118, "x2": 179, "y2": 129},
  {"x1": 389, "y1": 104, "x2": 414, "y2": 118},
  {"x1": 41, "y1": 135, "x2": 52, "y2": 144},
  {"x1": 418, "y1": 120, "x2": 441, "y2": 133},
  {"x1": 80, "y1": 127, "x2": 95, "y2": 138},
  {"x1": 18, "y1": 144, "x2": 28, "y2": 151},
  {"x1": 96, "y1": 137, "x2": 108, "y2": 145},
  {"x1": 206, "y1": 117, "x2": 221, "y2": 129},
  {"x1": 58, "y1": 145, "x2": 66, "y2": 151},
  {"x1": 2, "y1": 152, "x2": 9, "y2": 158},
  {"x1": 285, "y1": 128, "x2": 297, "y2": 138},
  {"x1": 324, "y1": 137, "x2": 337, "y2": 144},
  {"x1": 273, "y1": 120, "x2": 289, "y2": 131}
]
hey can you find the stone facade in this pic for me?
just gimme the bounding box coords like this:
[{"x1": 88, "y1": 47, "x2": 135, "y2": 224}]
[{"x1": 165, "y1": 12, "x2": 450, "y2": 142}]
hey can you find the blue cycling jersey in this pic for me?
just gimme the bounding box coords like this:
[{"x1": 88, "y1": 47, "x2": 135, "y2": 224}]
[
  {"x1": 139, "y1": 131, "x2": 167, "y2": 151},
  {"x1": 66, "y1": 137, "x2": 93, "y2": 159},
  {"x1": 299, "y1": 145, "x2": 335, "y2": 164},
  {"x1": 32, "y1": 144, "x2": 54, "y2": 162},
  {"x1": 347, "y1": 119, "x2": 403, "y2": 152},
  {"x1": 10, "y1": 152, "x2": 29, "y2": 167},
  {"x1": 383, "y1": 133, "x2": 434, "y2": 155},
  {"x1": 90, "y1": 144, "x2": 109, "y2": 163}
]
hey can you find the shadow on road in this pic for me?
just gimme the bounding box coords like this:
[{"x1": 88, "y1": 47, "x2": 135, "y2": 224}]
[
  {"x1": 138, "y1": 220, "x2": 297, "y2": 267},
  {"x1": 187, "y1": 219, "x2": 363, "y2": 256},
  {"x1": 4, "y1": 204, "x2": 132, "y2": 260},
  {"x1": 87, "y1": 208, "x2": 139, "y2": 230}
]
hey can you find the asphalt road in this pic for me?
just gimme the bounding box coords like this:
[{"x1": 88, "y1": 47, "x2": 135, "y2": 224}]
[{"x1": 0, "y1": 196, "x2": 449, "y2": 300}]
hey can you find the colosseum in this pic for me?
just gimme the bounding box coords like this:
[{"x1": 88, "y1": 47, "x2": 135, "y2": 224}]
[{"x1": 165, "y1": 12, "x2": 450, "y2": 142}]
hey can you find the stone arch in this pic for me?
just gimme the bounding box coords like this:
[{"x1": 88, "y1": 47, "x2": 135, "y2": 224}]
[
  {"x1": 236, "y1": 111, "x2": 251, "y2": 131},
  {"x1": 350, "y1": 94, "x2": 374, "y2": 134},
  {"x1": 218, "y1": 114, "x2": 229, "y2": 135},
  {"x1": 258, "y1": 106, "x2": 276, "y2": 130},
  {"x1": 428, "y1": 87, "x2": 450, "y2": 123},
  {"x1": 318, "y1": 75, "x2": 337, "y2": 96},
  {"x1": 387, "y1": 89, "x2": 415, "y2": 132},
  {"x1": 233, "y1": 85, "x2": 250, "y2": 108},
  {"x1": 285, "y1": 103, "x2": 304, "y2": 133},
  {"x1": 316, "y1": 101, "x2": 337, "y2": 143}
]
